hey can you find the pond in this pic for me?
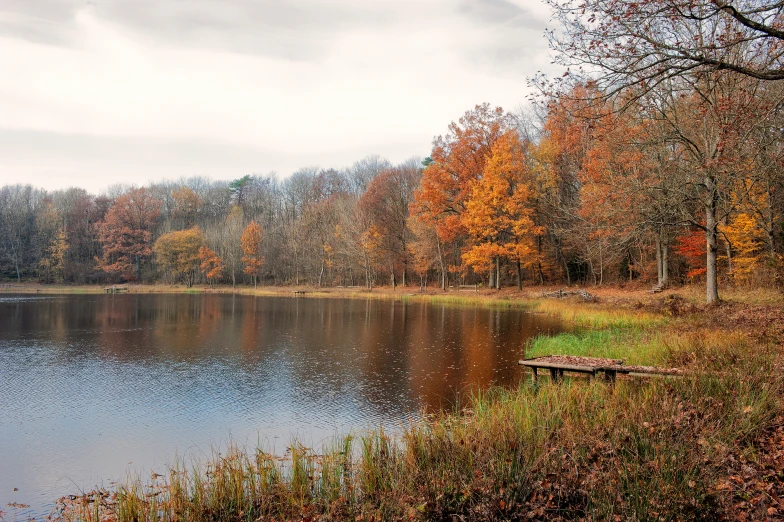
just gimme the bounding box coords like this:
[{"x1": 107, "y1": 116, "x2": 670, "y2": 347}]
[{"x1": 0, "y1": 293, "x2": 565, "y2": 517}]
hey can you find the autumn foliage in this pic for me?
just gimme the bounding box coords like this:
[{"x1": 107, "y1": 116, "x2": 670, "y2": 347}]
[
  {"x1": 2, "y1": 94, "x2": 782, "y2": 301},
  {"x1": 154, "y1": 227, "x2": 206, "y2": 287},
  {"x1": 95, "y1": 188, "x2": 161, "y2": 282},
  {"x1": 198, "y1": 246, "x2": 224, "y2": 287},
  {"x1": 241, "y1": 220, "x2": 264, "y2": 288}
]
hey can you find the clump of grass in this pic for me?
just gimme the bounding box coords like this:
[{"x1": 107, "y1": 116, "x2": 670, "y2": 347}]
[
  {"x1": 523, "y1": 297, "x2": 671, "y2": 365},
  {"x1": 530, "y1": 298, "x2": 665, "y2": 329},
  {"x1": 526, "y1": 328, "x2": 672, "y2": 365},
  {"x1": 400, "y1": 293, "x2": 531, "y2": 309}
]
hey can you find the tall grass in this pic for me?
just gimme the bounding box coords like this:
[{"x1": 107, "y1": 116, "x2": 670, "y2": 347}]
[
  {"x1": 528, "y1": 298, "x2": 665, "y2": 329},
  {"x1": 400, "y1": 293, "x2": 531, "y2": 309}
]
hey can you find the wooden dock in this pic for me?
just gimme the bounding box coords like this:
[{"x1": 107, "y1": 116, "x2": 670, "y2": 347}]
[
  {"x1": 104, "y1": 285, "x2": 129, "y2": 294},
  {"x1": 519, "y1": 355, "x2": 684, "y2": 383}
]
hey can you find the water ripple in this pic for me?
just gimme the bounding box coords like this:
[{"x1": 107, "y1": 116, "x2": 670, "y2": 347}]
[{"x1": 0, "y1": 293, "x2": 565, "y2": 516}]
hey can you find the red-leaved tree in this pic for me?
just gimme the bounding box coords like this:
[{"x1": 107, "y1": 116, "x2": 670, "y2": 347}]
[{"x1": 96, "y1": 188, "x2": 161, "y2": 282}]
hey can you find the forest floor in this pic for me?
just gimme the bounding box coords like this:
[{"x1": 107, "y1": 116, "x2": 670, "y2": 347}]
[{"x1": 4, "y1": 282, "x2": 784, "y2": 520}]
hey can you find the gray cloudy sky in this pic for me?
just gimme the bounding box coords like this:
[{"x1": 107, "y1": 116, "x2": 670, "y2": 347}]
[{"x1": 0, "y1": 0, "x2": 558, "y2": 193}]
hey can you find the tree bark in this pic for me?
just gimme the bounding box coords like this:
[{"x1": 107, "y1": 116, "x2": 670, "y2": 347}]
[
  {"x1": 661, "y1": 241, "x2": 669, "y2": 287},
  {"x1": 705, "y1": 181, "x2": 720, "y2": 304},
  {"x1": 766, "y1": 183, "x2": 777, "y2": 256},
  {"x1": 537, "y1": 235, "x2": 545, "y2": 285},
  {"x1": 436, "y1": 234, "x2": 446, "y2": 291},
  {"x1": 390, "y1": 260, "x2": 396, "y2": 289}
]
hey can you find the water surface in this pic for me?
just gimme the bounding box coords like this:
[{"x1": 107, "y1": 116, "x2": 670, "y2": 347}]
[{"x1": 0, "y1": 293, "x2": 564, "y2": 517}]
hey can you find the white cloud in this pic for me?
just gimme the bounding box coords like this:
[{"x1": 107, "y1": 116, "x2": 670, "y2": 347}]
[{"x1": 0, "y1": 0, "x2": 560, "y2": 192}]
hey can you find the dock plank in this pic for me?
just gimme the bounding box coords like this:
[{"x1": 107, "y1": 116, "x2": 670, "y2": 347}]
[{"x1": 519, "y1": 355, "x2": 684, "y2": 381}]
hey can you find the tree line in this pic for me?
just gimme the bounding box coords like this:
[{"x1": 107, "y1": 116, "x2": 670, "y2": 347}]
[
  {"x1": 1, "y1": 95, "x2": 781, "y2": 302},
  {"x1": 2, "y1": 1, "x2": 783, "y2": 303}
]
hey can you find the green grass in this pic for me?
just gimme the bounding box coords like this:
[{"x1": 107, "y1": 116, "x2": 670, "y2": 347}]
[{"x1": 526, "y1": 328, "x2": 672, "y2": 366}]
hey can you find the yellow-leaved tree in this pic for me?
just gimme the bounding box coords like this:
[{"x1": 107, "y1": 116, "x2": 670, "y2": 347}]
[
  {"x1": 721, "y1": 212, "x2": 766, "y2": 285},
  {"x1": 39, "y1": 225, "x2": 69, "y2": 283},
  {"x1": 154, "y1": 227, "x2": 205, "y2": 287},
  {"x1": 462, "y1": 131, "x2": 539, "y2": 289}
]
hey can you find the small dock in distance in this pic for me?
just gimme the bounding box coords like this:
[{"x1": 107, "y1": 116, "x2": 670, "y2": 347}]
[{"x1": 104, "y1": 285, "x2": 129, "y2": 294}]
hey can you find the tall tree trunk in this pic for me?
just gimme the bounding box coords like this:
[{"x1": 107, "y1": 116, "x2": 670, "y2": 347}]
[
  {"x1": 560, "y1": 248, "x2": 571, "y2": 286},
  {"x1": 319, "y1": 258, "x2": 325, "y2": 288},
  {"x1": 495, "y1": 257, "x2": 500, "y2": 290},
  {"x1": 661, "y1": 241, "x2": 669, "y2": 288},
  {"x1": 136, "y1": 255, "x2": 141, "y2": 282},
  {"x1": 436, "y1": 234, "x2": 446, "y2": 291},
  {"x1": 725, "y1": 238, "x2": 733, "y2": 277},
  {"x1": 516, "y1": 259, "x2": 522, "y2": 290},
  {"x1": 705, "y1": 180, "x2": 720, "y2": 304},
  {"x1": 656, "y1": 231, "x2": 670, "y2": 288},
  {"x1": 294, "y1": 248, "x2": 299, "y2": 286},
  {"x1": 537, "y1": 235, "x2": 545, "y2": 285},
  {"x1": 766, "y1": 183, "x2": 776, "y2": 256},
  {"x1": 599, "y1": 247, "x2": 604, "y2": 285},
  {"x1": 390, "y1": 260, "x2": 396, "y2": 289}
]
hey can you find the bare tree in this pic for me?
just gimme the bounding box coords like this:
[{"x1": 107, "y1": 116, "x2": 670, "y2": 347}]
[{"x1": 545, "y1": 0, "x2": 784, "y2": 100}]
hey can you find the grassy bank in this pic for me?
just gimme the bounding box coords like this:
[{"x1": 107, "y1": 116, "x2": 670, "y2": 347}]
[{"x1": 15, "y1": 286, "x2": 784, "y2": 520}]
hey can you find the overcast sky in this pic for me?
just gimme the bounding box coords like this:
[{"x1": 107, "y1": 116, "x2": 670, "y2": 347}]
[{"x1": 0, "y1": 0, "x2": 559, "y2": 193}]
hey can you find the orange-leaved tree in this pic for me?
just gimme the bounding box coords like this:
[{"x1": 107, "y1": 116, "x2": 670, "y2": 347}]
[
  {"x1": 462, "y1": 131, "x2": 538, "y2": 289},
  {"x1": 96, "y1": 187, "x2": 162, "y2": 282},
  {"x1": 411, "y1": 103, "x2": 514, "y2": 289},
  {"x1": 241, "y1": 220, "x2": 264, "y2": 288},
  {"x1": 198, "y1": 246, "x2": 224, "y2": 288}
]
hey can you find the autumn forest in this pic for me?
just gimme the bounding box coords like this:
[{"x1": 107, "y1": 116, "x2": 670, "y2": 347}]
[{"x1": 1, "y1": 83, "x2": 782, "y2": 305}]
